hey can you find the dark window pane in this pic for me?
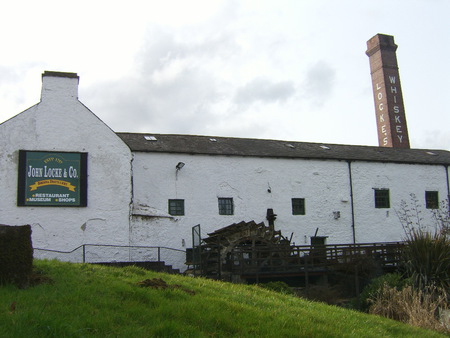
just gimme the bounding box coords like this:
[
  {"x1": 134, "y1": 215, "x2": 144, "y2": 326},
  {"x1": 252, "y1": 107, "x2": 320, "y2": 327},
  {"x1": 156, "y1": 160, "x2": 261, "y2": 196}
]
[
  {"x1": 374, "y1": 189, "x2": 390, "y2": 208},
  {"x1": 425, "y1": 191, "x2": 439, "y2": 209},
  {"x1": 218, "y1": 198, "x2": 233, "y2": 215},
  {"x1": 168, "y1": 199, "x2": 184, "y2": 216},
  {"x1": 292, "y1": 198, "x2": 305, "y2": 215}
]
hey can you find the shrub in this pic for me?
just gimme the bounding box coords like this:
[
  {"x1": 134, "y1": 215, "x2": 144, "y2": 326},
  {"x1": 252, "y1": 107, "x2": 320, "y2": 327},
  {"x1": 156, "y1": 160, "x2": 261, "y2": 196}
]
[
  {"x1": 299, "y1": 284, "x2": 343, "y2": 305},
  {"x1": 258, "y1": 281, "x2": 294, "y2": 295},
  {"x1": 396, "y1": 194, "x2": 450, "y2": 295},
  {"x1": 369, "y1": 284, "x2": 449, "y2": 333},
  {"x1": 403, "y1": 228, "x2": 450, "y2": 294},
  {"x1": 364, "y1": 195, "x2": 450, "y2": 333},
  {"x1": 359, "y1": 273, "x2": 410, "y2": 312}
]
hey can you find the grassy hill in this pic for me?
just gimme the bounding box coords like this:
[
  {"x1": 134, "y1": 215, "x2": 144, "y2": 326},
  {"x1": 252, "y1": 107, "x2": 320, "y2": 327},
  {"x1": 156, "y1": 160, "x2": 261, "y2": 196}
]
[{"x1": 0, "y1": 260, "x2": 444, "y2": 337}]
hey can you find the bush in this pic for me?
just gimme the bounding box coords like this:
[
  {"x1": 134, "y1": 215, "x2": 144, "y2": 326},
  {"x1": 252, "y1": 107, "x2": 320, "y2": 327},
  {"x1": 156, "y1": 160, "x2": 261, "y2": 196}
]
[
  {"x1": 396, "y1": 194, "x2": 450, "y2": 295},
  {"x1": 403, "y1": 228, "x2": 450, "y2": 294},
  {"x1": 369, "y1": 285, "x2": 449, "y2": 333},
  {"x1": 359, "y1": 273, "x2": 410, "y2": 312},
  {"x1": 366, "y1": 195, "x2": 450, "y2": 333},
  {"x1": 299, "y1": 284, "x2": 343, "y2": 305},
  {"x1": 258, "y1": 281, "x2": 294, "y2": 295}
]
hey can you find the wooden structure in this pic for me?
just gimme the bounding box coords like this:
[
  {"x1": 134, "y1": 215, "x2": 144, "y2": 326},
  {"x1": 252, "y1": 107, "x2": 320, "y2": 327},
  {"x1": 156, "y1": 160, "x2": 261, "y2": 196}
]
[
  {"x1": 197, "y1": 220, "x2": 292, "y2": 280},
  {"x1": 190, "y1": 221, "x2": 405, "y2": 284}
]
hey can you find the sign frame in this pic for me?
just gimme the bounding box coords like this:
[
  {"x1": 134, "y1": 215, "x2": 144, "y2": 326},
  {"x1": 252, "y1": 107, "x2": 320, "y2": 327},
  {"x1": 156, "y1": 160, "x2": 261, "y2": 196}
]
[{"x1": 17, "y1": 150, "x2": 88, "y2": 207}]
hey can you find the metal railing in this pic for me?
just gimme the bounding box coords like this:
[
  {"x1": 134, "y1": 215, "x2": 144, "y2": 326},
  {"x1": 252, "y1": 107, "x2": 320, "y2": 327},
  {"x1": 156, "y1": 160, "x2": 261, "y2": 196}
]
[{"x1": 33, "y1": 244, "x2": 186, "y2": 267}]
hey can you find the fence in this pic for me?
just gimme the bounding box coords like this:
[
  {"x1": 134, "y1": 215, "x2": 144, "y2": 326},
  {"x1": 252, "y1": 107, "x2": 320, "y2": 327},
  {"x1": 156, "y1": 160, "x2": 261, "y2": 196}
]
[
  {"x1": 198, "y1": 241, "x2": 405, "y2": 283},
  {"x1": 33, "y1": 244, "x2": 186, "y2": 270}
]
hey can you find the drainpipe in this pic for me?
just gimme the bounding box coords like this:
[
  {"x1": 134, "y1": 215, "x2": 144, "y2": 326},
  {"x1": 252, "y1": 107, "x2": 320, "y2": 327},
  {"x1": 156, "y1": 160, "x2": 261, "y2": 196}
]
[
  {"x1": 129, "y1": 153, "x2": 135, "y2": 261},
  {"x1": 445, "y1": 165, "x2": 450, "y2": 212},
  {"x1": 347, "y1": 161, "x2": 356, "y2": 244}
]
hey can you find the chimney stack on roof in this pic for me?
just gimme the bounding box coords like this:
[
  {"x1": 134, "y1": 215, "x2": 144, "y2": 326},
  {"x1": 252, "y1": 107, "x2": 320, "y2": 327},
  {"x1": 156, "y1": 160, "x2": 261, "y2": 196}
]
[
  {"x1": 366, "y1": 34, "x2": 410, "y2": 148},
  {"x1": 41, "y1": 71, "x2": 79, "y2": 102}
]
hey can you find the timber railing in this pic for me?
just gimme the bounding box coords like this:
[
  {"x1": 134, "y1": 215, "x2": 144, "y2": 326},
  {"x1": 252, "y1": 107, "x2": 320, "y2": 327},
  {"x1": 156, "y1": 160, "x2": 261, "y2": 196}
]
[{"x1": 226, "y1": 241, "x2": 405, "y2": 277}]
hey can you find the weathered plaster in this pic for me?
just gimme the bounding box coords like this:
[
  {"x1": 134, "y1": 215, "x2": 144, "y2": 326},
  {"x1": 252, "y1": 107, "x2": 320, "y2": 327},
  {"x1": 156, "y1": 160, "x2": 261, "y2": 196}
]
[
  {"x1": 128, "y1": 152, "x2": 449, "y2": 270},
  {"x1": 0, "y1": 74, "x2": 133, "y2": 253}
]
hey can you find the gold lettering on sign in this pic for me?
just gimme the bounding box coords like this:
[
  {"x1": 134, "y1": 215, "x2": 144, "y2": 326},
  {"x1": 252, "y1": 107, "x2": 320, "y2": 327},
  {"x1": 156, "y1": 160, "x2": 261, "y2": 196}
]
[{"x1": 29, "y1": 180, "x2": 76, "y2": 192}]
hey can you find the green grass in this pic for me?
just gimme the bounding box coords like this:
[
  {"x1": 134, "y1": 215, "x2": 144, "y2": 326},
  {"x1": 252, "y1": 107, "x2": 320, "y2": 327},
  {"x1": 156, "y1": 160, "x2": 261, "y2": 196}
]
[{"x1": 0, "y1": 260, "x2": 444, "y2": 337}]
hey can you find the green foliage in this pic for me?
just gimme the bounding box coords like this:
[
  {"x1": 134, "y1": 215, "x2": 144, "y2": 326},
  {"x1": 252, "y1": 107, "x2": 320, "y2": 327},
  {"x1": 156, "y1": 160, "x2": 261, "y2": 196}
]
[
  {"x1": 258, "y1": 281, "x2": 295, "y2": 295},
  {"x1": 0, "y1": 260, "x2": 442, "y2": 337},
  {"x1": 360, "y1": 273, "x2": 411, "y2": 312},
  {"x1": 396, "y1": 194, "x2": 450, "y2": 294},
  {"x1": 368, "y1": 285, "x2": 449, "y2": 333},
  {"x1": 403, "y1": 228, "x2": 450, "y2": 293}
]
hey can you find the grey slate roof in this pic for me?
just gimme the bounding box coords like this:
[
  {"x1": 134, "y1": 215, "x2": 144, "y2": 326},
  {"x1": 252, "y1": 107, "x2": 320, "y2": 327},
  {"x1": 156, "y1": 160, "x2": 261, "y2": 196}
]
[{"x1": 116, "y1": 132, "x2": 450, "y2": 165}]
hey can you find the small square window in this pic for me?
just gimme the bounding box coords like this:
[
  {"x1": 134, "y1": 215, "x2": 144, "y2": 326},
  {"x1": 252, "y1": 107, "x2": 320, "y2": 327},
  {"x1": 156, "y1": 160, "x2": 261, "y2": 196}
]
[
  {"x1": 292, "y1": 198, "x2": 305, "y2": 215},
  {"x1": 218, "y1": 198, "x2": 234, "y2": 215},
  {"x1": 168, "y1": 199, "x2": 184, "y2": 216},
  {"x1": 374, "y1": 189, "x2": 390, "y2": 208},
  {"x1": 425, "y1": 191, "x2": 439, "y2": 209}
]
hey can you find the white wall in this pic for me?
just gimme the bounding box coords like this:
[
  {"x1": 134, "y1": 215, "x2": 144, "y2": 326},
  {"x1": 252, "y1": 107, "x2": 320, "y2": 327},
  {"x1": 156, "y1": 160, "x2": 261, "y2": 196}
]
[
  {"x1": 3, "y1": 73, "x2": 448, "y2": 271},
  {"x1": 351, "y1": 162, "x2": 449, "y2": 243},
  {"x1": 130, "y1": 151, "x2": 450, "y2": 271},
  {"x1": 0, "y1": 74, "x2": 133, "y2": 258}
]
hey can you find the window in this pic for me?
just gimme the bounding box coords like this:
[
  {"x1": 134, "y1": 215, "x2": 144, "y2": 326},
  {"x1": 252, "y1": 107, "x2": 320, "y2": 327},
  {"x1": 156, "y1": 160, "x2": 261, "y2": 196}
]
[
  {"x1": 425, "y1": 191, "x2": 439, "y2": 209},
  {"x1": 292, "y1": 198, "x2": 305, "y2": 215},
  {"x1": 168, "y1": 199, "x2": 184, "y2": 216},
  {"x1": 374, "y1": 189, "x2": 390, "y2": 208},
  {"x1": 218, "y1": 198, "x2": 234, "y2": 215}
]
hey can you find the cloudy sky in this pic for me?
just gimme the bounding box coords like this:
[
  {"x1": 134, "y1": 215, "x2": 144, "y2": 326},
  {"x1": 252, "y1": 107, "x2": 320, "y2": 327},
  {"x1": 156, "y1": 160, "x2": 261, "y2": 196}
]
[{"x1": 1, "y1": 0, "x2": 449, "y2": 150}]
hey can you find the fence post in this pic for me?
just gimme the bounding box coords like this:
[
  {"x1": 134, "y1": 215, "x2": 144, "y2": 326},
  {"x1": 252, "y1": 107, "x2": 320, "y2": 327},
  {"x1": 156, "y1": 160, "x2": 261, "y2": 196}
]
[
  {"x1": 83, "y1": 245, "x2": 86, "y2": 263},
  {"x1": 354, "y1": 263, "x2": 360, "y2": 309},
  {"x1": 305, "y1": 254, "x2": 309, "y2": 294},
  {"x1": 158, "y1": 247, "x2": 161, "y2": 262}
]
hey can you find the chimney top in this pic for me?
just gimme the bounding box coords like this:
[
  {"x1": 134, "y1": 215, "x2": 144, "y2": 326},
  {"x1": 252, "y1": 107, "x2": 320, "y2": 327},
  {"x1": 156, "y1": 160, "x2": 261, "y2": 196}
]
[
  {"x1": 42, "y1": 71, "x2": 79, "y2": 80},
  {"x1": 366, "y1": 34, "x2": 398, "y2": 57},
  {"x1": 41, "y1": 71, "x2": 79, "y2": 101}
]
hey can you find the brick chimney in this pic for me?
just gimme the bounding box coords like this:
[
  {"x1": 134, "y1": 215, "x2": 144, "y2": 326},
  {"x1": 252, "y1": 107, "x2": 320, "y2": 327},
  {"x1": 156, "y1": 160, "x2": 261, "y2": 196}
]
[
  {"x1": 366, "y1": 34, "x2": 410, "y2": 148},
  {"x1": 41, "y1": 71, "x2": 79, "y2": 102}
]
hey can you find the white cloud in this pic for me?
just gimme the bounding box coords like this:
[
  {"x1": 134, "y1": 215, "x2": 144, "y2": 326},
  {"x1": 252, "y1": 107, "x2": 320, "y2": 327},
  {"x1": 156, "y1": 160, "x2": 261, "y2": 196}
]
[
  {"x1": 1, "y1": 0, "x2": 450, "y2": 150},
  {"x1": 302, "y1": 61, "x2": 336, "y2": 108},
  {"x1": 234, "y1": 78, "x2": 296, "y2": 105}
]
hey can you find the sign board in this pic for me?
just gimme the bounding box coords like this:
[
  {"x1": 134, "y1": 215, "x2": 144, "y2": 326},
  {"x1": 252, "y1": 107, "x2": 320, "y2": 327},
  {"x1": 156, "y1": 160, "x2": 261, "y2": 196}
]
[{"x1": 17, "y1": 151, "x2": 87, "y2": 207}]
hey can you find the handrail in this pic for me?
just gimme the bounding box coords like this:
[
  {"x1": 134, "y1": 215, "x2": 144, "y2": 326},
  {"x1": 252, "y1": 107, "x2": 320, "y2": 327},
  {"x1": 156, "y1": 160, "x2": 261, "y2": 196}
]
[
  {"x1": 211, "y1": 241, "x2": 406, "y2": 278},
  {"x1": 34, "y1": 244, "x2": 185, "y2": 263},
  {"x1": 34, "y1": 244, "x2": 185, "y2": 253}
]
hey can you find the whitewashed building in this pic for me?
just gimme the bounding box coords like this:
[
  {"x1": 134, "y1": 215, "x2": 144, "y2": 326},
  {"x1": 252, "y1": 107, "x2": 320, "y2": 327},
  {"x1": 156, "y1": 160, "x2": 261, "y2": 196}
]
[
  {"x1": 1, "y1": 69, "x2": 449, "y2": 271},
  {"x1": 0, "y1": 72, "x2": 134, "y2": 263},
  {"x1": 120, "y1": 132, "x2": 450, "y2": 248}
]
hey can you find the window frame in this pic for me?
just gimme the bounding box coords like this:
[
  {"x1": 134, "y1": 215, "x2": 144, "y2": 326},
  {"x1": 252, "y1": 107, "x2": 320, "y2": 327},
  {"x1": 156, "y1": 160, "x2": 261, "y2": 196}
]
[
  {"x1": 425, "y1": 191, "x2": 439, "y2": 209},
  {"x1": 168, "y1": 199, "x2": 185, "y2": 216},
  {"x1": 374, "y1": 189, "x2": 390, "y2": 208},
  {"x1": 218, "y1": 197, "x2": 234, "y2": 215},
  {"x1": 292, "y1": 198, "x2": 306, "y2": 215}
]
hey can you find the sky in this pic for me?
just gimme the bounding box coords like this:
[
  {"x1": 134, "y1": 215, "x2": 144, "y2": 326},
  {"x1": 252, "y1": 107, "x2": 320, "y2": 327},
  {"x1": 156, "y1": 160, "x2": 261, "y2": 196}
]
[{"x1": 1, "y1": 0, "x2": 449, "y2": 150}]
